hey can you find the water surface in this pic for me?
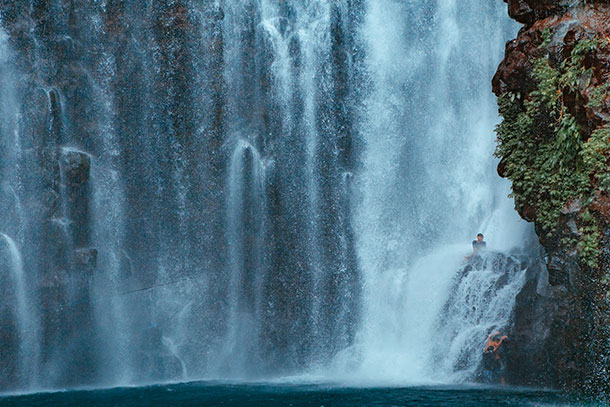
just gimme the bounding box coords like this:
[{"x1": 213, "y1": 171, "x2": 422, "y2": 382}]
[{"x1": 0, "y1": 382, "x2": 592, "y2": 407}]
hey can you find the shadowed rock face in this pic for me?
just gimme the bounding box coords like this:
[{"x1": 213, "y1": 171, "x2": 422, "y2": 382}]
[
  {"x1": 503, "y1": 0, "x2": 610, "y2": 25},
  {"x1": 59, "y1": 149, "x2": 91, "y2": 247},
  {"x1": 494, "y1": 0, "x2": 610, "y2": 395},
  {"x1": 0, "y1": 0, "x2": 362, "y2": 389}
]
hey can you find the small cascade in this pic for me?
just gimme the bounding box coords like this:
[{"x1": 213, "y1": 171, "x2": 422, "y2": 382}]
[
  {"x1": 434, "y1": 252, "x2": 528, "y2": 382},
  {"x1": 0, "y1": 233, "x2": 39, "y2": 388},
  {"x1": 161, "y1": 335, "x2": 188, "y2": 379},
  {"x1": 223, "y1": 139, "x2": 267, "y2": 375},
  {"x1": 333, "y1": 246, "x2": 466, "y2": 383},
  {"x1": 0, "y1": 184, "x2": 25, "y2": 237},
  {"x1": 89, "y1": 155, "x2": 133, "y2": 385}
]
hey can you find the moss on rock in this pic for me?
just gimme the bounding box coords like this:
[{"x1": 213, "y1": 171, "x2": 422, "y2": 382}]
[{"x1": 495, "y1": 35, "x2": 610, "y2": 269}]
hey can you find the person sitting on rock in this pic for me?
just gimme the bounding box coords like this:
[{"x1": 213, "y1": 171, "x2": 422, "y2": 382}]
[{"x1": 465, "y1": 233, "x2": 487, "y2": 259}]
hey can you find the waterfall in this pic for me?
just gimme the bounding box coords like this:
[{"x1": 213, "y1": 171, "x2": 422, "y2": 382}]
[
  {"x1": 338, "y1": 0, "x2": 528, "y2": 383},
  {"x1": 0, "y1": 234, "x2": 39, "y2": 388},
  {"x1": 90, "y1": 155, "x2": 133, "y2": 385},
  {"x1": 433, "y1": 252, "x2": 528, "y2": 382},
  {"x1": 0, "y1": 24, "x2": 40, "y2": 390},
  {"x1": 0, "y1": 0, "x2": 533, "y2": 392},
  {"x1": 222, "y1": 139, "x2": 267, "y2": 375}
]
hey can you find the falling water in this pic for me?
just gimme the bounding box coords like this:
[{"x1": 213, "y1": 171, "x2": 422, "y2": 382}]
[
  {"x1": 434, "y1": 252, "x2": 528, "y2": 382},
  {"x1": 339, "y1": 0, "x2": 528, "y2": 383},
  {"x1": 0, "y1": 0, "x2": 533, "y2": 392},
  {"x1": 0, "y1": 23, "x2": 41, "y2": 390},
  {"x1": 89, "y1": 155, "x2": 133, "y2": 385},
  {"x1": 223, "y1": 139, "x2": 267, "y2": 375},
  {"x1": 0, "y1": 234, "x2": 38, "y2": 388}
]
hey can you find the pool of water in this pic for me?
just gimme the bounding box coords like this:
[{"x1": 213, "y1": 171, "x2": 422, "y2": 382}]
[{"x1": 0, "y1": 382, "x2": 602, "y2": 407}]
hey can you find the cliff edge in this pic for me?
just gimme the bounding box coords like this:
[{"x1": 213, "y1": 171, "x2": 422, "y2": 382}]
[{"x1": 494, "y1": 0, "x2": 610, "y2": 395}]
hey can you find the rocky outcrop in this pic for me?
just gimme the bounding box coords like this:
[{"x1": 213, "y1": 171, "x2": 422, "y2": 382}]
[
  {"x1": 502, "y1": 0, "x2": 610, "y2": 26},
  {"x1": 59, "y1": 148, "x2": 92, "y2": 247},
  {"x1": 494, "y1": 0, "x2": 610, "y2": 396}
]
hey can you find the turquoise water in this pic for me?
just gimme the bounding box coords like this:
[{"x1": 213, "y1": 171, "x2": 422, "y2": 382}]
[{"x1": 0, "y1": 382, "x2": 600, "y2": 407}]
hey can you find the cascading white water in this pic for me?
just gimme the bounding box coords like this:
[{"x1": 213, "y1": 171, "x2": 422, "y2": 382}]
[
  {"x1": 296, "y1": 1, "x2": 330, "y2": 357},
  {"x1": 434, "y1": 252, "x2": 528, "y2": 382},
  {"x1": 339, "y1": 0, "x2": 529, "y2": 384}
]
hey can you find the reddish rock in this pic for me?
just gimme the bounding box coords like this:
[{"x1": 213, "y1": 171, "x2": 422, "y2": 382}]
[
  {"x1": 492, "y1": 34, "x2": 538, "y2": 95},
  {"x1": 591, "y1": 191, "x2": 610, "y2": 220},
  {"x1": 494, "y1": 5, "x2": 610, "y2": 226},
  {"x1": 497, "y1": 156, "x2": 509, "y2": 178},
  {"x1": 503, "y1": 0, "x2": 610, "y2": 26},
  {"x1": 494, "y1": 7, "x2": 610, "y2": 101},
  {"x1": 521, "y1": 202, "x2": 537, "y2": 222},
  {"x1": 505, "y1": 0, "x2": 535, "y2": 25}
]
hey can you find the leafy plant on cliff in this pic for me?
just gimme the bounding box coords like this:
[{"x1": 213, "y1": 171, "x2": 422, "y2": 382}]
[
  {"x1": 586, "y1": 82, "x2": 610, "y2": 109},
  {"x1": 495, "y1": 35, "x2": 610, "y2": 268},
  {"x1": 582, "y1": 127, "x2": 610, "y2": 191}
]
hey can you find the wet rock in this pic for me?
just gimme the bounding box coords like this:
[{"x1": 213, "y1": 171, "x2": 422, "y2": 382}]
[
  {"x1": 591, "y1": 191, "x2": 610, "y2": 218},
  {"x1": 59, "y1": 149, "x2": 90, "y2": 187},
  {"x1": 59, "y1": 148, "x2": 91, "y2": 247},
  {"x1": 560, "y1": 199, "x2": 582, "y2": 215},
  {"x1": 44, "y1": 218, "x2": 71, "y2": 271},
  {"x1": 492, "y1": 30, "x2": 541, "y2": 95},
  {"x1": 497, "y1": 156, "x2": 509, "y2": 178},
  {"x1": 73, "y1": 248, "x2": 98, "y2": 272},
  {"x1": 505, "y1": 0, "x2": 535, "y2": 25},
  {"x1": 503, "y1": 0, "x2": 610, "y2": 26},
  {"x1": 521, "y1": 203, "x2": 537, "y2": 223},
  {"x1": 564, "y1": 219, "x2": 580, "y2": 236},
  {"x1": 506, "y1": 260, "x2": 577, "y2": 387},
  {"x1": 494, "y1": 5, "x2": 610, "y2": 123},
  {"x1": 547, "y1": 255, "x2": 569, "y2": 286}
]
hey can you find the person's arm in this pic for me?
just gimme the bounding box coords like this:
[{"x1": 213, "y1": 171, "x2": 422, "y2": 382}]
[{"x1": 465, "y1": 242, "x2": 477, "y2": 259}]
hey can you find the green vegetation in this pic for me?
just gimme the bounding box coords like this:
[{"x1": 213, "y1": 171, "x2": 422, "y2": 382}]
[
  {"x1": 587, "y1": 82, "x2": 610, "y2": 109},
  {"x1": 495, "y1": 31, "x2": 610, "y2": 269}
]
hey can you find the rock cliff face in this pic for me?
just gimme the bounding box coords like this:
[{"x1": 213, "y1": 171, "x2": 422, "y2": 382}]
[{"x1": 494, "y1": 0, "x2": 610, "y2": 395}]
